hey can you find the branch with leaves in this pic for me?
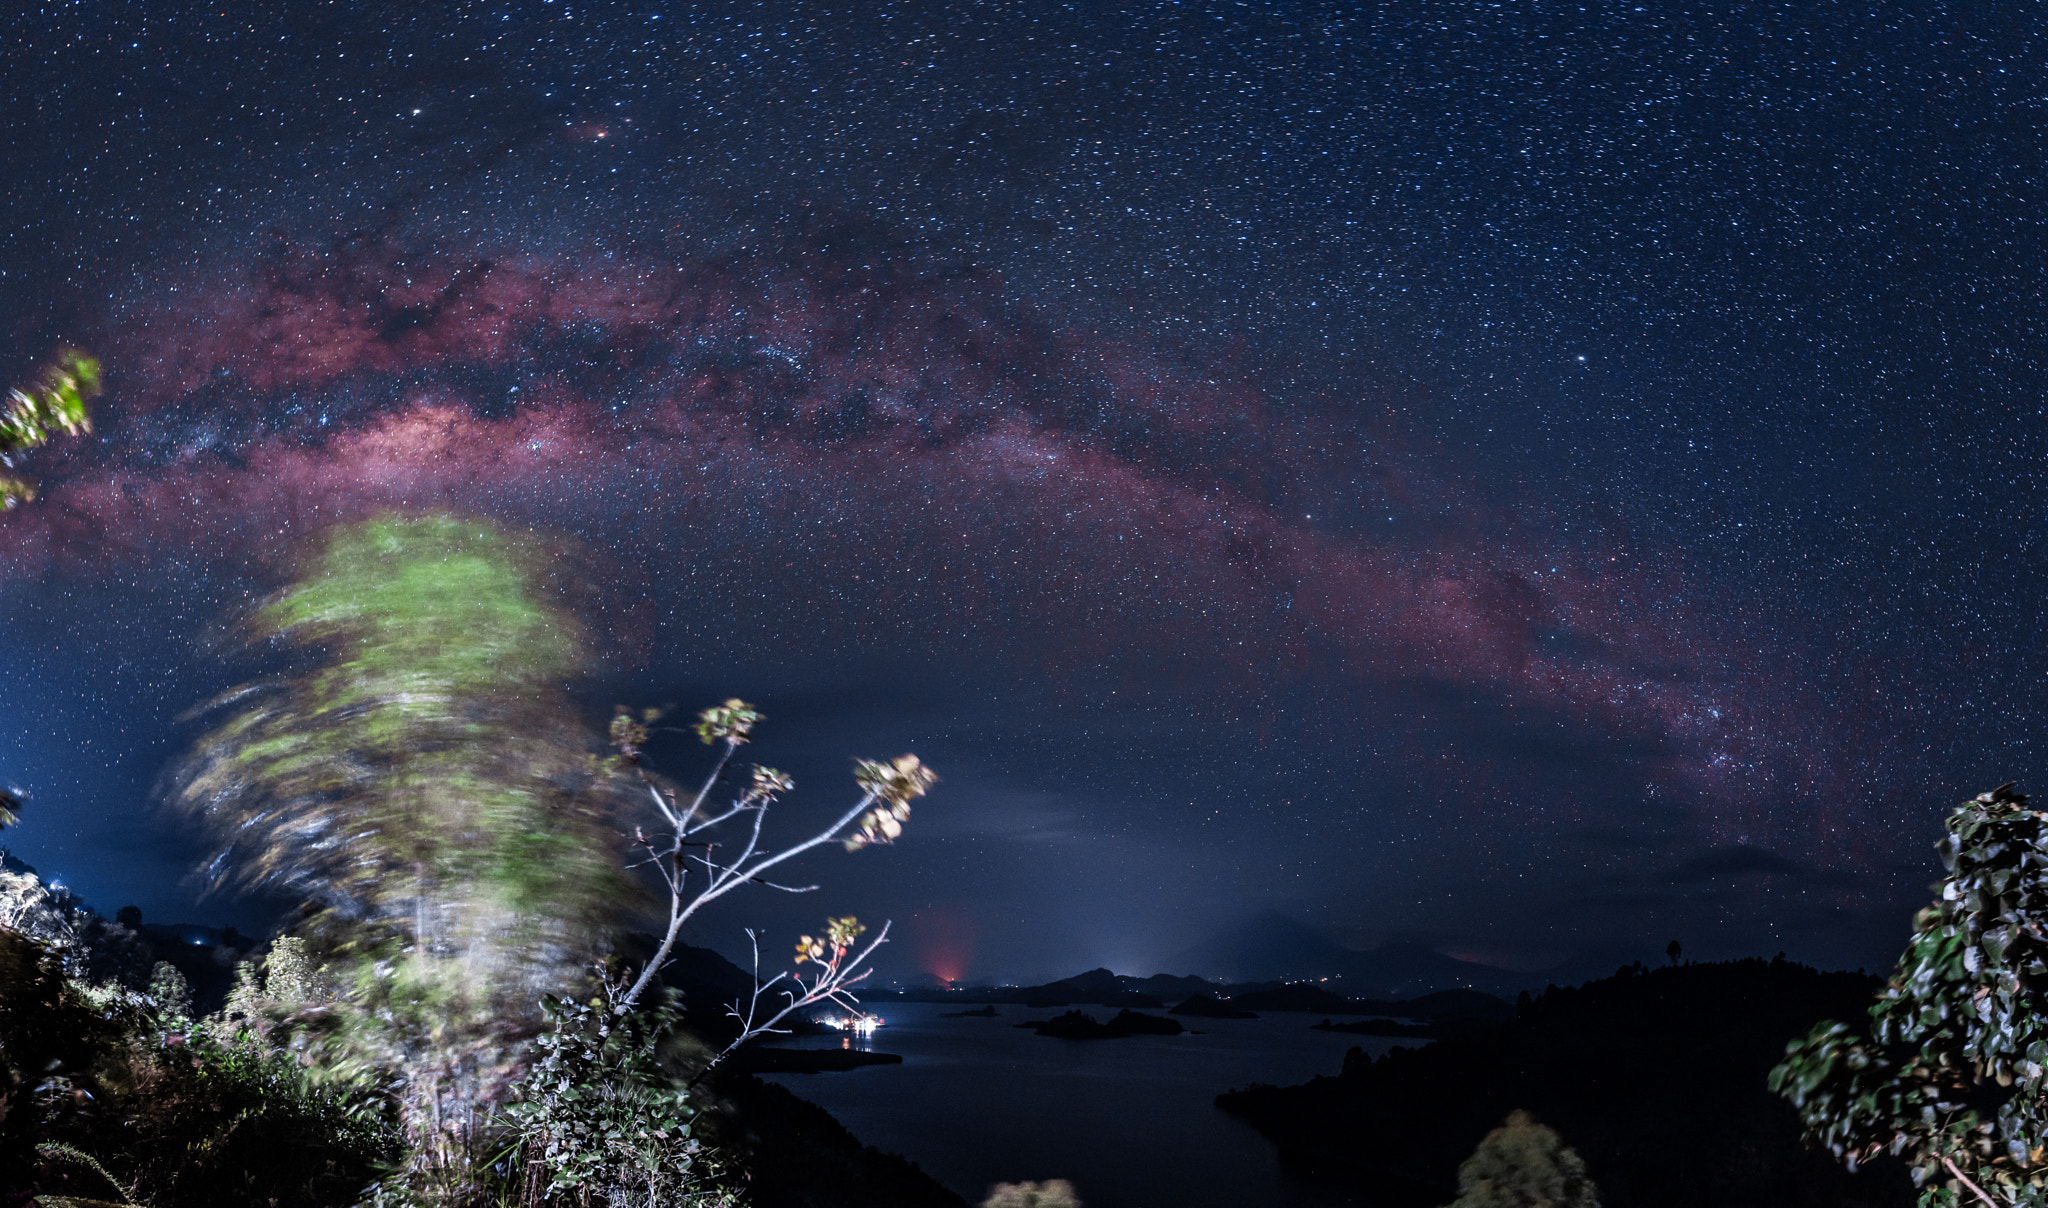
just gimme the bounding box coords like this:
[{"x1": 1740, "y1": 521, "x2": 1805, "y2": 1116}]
[
  {"x1": 1772, "y1": 784, "x2": 2048, "y2": 1208},
  {"x1": 660, "y1": 916, "x2": 891, "y2": 1089},
  {"x1": 1, "y1": 347, "x2": 99, "y2": 509},
  {"x1": 605, "y1": 699, "x2": 935, "y2": 1024}
]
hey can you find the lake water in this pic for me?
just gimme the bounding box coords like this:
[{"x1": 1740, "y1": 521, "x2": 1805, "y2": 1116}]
[{"x1": 761, "y1": 1003, "x2": 1408, "y2": 1208}]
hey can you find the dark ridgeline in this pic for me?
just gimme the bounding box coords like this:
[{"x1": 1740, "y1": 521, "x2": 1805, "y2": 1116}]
[
  {"x1": 707, "y1": 1075, "x2": 970, "y2": 1208},
  {"x1": 1170, "y1": 993, "x2": 1260, "y2": 1019},
  {"x1": 0, "y1": 849, "x2": 257, "y2": 1013},
  {"x1": 1216, "y1": 957, "x2": 1915, "y2": 1208}
]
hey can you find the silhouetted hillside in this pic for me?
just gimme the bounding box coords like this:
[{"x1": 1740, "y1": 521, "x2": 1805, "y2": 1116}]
[
  {"x1": 708, "y1": 1074, "x2": 968, "y2": 1208},
  {"x1": 1215, "y1": 957, "x2": 1914, "y2": 1208}
]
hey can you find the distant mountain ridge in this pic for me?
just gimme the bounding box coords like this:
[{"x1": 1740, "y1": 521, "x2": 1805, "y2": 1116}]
[
  {"x1": 1162, "y1": 910, "x2": 1528, "y2": 998},
  {"x1": 873, "y1": 913, "x2": 1685, "y2": 1006},
  {"x1": 880, "y1": 917, "x2": 1679, "y2": 1003},
  {"x1": 872, "y1": 962, "x2": 1514, "y2": 1025}
]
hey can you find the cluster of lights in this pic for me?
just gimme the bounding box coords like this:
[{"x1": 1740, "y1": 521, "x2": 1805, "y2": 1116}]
[{"x1": 820, "y1": 1014, "x2": 883, "y2": 1037}]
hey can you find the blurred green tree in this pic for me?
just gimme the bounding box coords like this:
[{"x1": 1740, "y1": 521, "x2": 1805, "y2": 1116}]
[
  {"x1": 1772, "y1": 784, "x2": 2048, "y2": 1207},
  {"x1": 1442, "y1": 1110, "x2": 1602, "y2": 1208},
  {"x1": 170, "y1": 512, "x2": 622, "y2": 1203}
]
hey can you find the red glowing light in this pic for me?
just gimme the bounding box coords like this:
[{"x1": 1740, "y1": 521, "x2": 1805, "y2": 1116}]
[{"x1": 918, "y1": 906, "x2": 978, "y2": 988}]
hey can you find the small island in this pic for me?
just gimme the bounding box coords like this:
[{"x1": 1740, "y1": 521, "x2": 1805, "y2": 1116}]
[{"x1": 729, "y1": 1047, "x2": 906, "y2": 1074}]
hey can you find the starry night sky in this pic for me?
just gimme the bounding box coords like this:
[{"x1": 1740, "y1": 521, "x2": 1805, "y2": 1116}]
[{"x1": 1, "y1": 0, "x2": 2041, "y2": 983}]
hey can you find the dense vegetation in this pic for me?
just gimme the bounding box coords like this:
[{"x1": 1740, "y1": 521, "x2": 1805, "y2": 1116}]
[
  {"x1": 1217, "y1": 956, "x2": 1916, "y2": 1207},
  {"x1": 0, "y1": 925, "x2": 399, "y2": 1208},
  {"x1": 2, "y1": 510, "x2": 938, "y2": 1207},
  {"x1": 1441, "y1": 1111, "x2": 1601, "y2": 1208},
  {"x1": 0, "y1": 915, "x2": 969, "y2": 1208}
]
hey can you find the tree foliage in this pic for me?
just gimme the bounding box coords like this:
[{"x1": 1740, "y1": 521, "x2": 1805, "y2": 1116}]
[
  {"x1": 492, "y1": 991, "x2": 735, "y2": 1208},
  {"x1": 0, "y1": 926, "x2": 397, "y2": 1208},
  {"x1": 174, "y1": 512, "x2": 616, "y2": 919},
  {"x1": 1443, "y1": 1110, "x2": 1602, "y2": 1208},
  {"x1": 1772, "y1": 784, "x2": 2048, "y2": 1207},
  {"x1": 147, "y1": 509, "x2": 939, "y2": 1203},
  {"x1": 169, "y1": 512, "x2": 623, "y2": 1202},
  {"x1": 979, "y1": 1180, "x2": 1083, "y2": 1208},
  {"x1": 0, "y1": 346, "x2": 99, "y2": 509}
]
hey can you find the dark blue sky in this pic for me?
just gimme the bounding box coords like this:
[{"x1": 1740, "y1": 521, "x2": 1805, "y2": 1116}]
[{"x1": 1, "y1": 0, "x2": 2041, "y2": 983}]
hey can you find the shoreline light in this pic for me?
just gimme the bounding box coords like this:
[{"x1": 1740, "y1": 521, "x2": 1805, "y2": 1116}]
[{"x1": 821, "y1": 1013, "x2": 883, "y2": 1037}]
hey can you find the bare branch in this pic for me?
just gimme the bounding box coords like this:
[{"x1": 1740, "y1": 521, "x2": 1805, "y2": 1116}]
[
  {"x1": 689, "y1": 793, "x2": 878, "y2": 914},
  {"x1": 688, "y1": 921, "x2": 892, "y2": 1089},
  {"x1": 1941, "y1": 1156, "x2": 2008, "y2": 1208},
  {"x1": 642, "y1": 776, "x2": 681, "y2": 829},
  {"x1": 618, "y1": 789, "x2": 882, "y2": 1011},
  {"x1": 612, "y1": 700, "x2": 932, "y2": 1015},
  {"x1": 744, "y1": 878, "x2": 818, "y2": 894},
  {"x1": 685, "y1": 803, "x2": 753, "y2": 836}
]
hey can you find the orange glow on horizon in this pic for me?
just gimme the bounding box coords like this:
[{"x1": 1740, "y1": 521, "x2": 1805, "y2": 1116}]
[{"x1": 917, "y1": 905, "x2": 977, "y2": 986}]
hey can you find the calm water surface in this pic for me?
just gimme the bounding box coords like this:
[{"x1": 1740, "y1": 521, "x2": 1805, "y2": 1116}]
[{"x1": 762, "y1": 1003, "x2": 1407, "y2": 1208}]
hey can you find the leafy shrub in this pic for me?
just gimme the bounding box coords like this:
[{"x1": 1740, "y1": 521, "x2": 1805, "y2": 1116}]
[
  {"x1": 42, "y1": 1033, "x2": 400, "y2": 1208},
  {"x1": 147, "y1": 962, "x2": 193, "y2": 1023},
  {"x1": 1443, "y1": 1110, "x2": 1601, "y2": 1208},
  {"x1": 980, "y1": 1180, "x2": 1082, "y2": 1208},
  {"x1": 1773, "y1": 784, "x2": 2048, "y2": 1206},
  {"x1": 489, "y1": 990, "x2": 735, "y2": 1208},
  {"x1": 0, "y1": 926, "x2": 133, "y2": 1190},
  {"x1": 0, "y1": 925, "x2": 398, "y2": 1208}
]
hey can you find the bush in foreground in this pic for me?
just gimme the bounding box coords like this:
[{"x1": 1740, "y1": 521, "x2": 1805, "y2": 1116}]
[
  {"x1": 0, "y1": 926, "x2": 398, "y2": 1208},
  {"x1": 1443, "y1": 1110, "x2": 1601, "y2": 1208}
]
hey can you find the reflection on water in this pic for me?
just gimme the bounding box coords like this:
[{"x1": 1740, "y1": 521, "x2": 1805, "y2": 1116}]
[
  {"x1": 763, "y1": 1001, "x2": 1405, "y2": 1208},
  {"x1": 813, "y1": 1012, "x2": 883, "y2": 1051}
]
